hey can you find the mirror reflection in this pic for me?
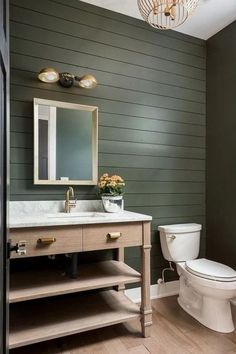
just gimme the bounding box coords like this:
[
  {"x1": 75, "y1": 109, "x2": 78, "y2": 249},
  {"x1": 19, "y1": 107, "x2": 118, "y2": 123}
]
[{"x1": 34, "y1": 98, "x2": 98, "y2": 185}]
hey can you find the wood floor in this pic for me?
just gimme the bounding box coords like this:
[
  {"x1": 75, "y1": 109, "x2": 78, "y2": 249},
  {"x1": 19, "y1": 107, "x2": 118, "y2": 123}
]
[{"x1": 11, "y1": 296, "x2": 236, "y2": 354}]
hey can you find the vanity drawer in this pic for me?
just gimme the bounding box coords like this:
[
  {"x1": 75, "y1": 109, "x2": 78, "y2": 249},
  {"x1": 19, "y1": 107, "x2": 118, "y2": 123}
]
[
  {"x1": 83, "y1": 222, "x2": 143, "y2": 251},
  {"x1": 10, "y1": 226, "x2": 82, "y2": 258}
]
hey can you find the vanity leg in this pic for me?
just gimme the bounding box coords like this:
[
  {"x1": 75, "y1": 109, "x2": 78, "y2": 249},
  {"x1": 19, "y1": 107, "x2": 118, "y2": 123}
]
[
  {"x1": 114, "y1": 247, "x2": 125, "y2": 292},
  {"x1": 140, "y1": 222, "x2": 152, "y2": 337}
]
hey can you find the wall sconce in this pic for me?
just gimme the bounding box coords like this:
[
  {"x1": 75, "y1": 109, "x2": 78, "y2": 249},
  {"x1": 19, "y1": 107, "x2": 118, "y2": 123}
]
[{"x1": 38, "y1": 68, "x2": 98, "y2": 89}]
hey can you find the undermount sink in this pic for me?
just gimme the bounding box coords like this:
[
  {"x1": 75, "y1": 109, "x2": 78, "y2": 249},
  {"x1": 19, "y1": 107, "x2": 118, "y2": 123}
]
[{"x1": 47, "y1": 212, "x2": 108, "y2": 219}]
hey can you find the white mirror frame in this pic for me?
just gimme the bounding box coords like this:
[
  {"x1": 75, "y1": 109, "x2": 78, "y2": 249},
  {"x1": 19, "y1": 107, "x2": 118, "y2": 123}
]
[{"x1": 34, "y1": 98, "x2": 98, "y2": 185}]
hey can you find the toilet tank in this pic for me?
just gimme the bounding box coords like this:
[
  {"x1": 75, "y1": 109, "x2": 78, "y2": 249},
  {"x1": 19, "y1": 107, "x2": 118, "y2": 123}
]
[{"x1": 158, "y1": 223, "x2": 202, "y2": 262}]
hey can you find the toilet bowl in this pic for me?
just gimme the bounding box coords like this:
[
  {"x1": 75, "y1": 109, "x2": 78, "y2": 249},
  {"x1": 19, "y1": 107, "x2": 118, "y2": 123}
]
[
  {"x1": 177, "y1": 260, "x2": 236, "y2": 333},
  {"x1": 158, "y1": 223, "x2": 236, "y2": 333}
]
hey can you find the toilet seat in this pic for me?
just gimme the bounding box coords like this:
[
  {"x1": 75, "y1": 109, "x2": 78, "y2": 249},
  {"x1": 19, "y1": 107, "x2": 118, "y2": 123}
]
[{"x1": 186, "y1": 258, "x2": 236, "y2": 282}]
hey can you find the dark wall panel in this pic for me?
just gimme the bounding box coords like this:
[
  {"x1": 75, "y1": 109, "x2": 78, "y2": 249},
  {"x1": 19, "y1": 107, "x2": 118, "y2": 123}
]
[
  {"x1": 10, "y1": 0, "x2": 206, "y2": 282},
  {"x1": 206, "y1": 21, "x2": 236, "y2": 268}
]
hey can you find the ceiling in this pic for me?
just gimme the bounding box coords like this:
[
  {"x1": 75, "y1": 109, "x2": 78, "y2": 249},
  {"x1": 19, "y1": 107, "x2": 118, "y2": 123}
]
[{"x1": 80, "y1": 0, "x2": 236, "y2": 40}]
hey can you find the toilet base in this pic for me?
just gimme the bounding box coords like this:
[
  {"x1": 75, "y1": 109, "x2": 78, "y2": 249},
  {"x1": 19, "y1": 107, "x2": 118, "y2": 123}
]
[{"x1": 178, "y1": 294, "x2": 235, "y2": 333}]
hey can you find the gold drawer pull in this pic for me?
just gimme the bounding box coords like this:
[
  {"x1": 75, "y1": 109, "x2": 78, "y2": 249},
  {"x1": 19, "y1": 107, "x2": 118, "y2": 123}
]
[
  {"x1": 37, "y1": 237, "x2": 56, "y2": 245},
  {"x1": 107, "y1": 232, "x2": 122, "y2": 240}
]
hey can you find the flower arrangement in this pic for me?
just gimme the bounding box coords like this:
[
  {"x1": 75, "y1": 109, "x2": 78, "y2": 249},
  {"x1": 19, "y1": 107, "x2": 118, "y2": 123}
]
[{"x1": 98, "y1": 173, "x2": 125, "y2": 196}]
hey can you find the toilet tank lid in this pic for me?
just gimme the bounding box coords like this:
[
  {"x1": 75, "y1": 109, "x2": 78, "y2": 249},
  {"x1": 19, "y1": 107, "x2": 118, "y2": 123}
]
[{"x1": 158, "y1": 223, "x2": 202, "y2": 233}]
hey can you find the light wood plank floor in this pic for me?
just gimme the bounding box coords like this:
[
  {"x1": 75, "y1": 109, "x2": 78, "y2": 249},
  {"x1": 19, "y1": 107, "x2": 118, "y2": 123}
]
[{"x1": 11, "y1": 296, "x2": 236, "y2": 354}]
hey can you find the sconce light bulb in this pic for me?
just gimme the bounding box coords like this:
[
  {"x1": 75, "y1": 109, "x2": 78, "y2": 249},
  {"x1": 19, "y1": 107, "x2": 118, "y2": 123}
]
[
  {"x1": 38, "y1": 68, "x2": 59, "y2": 83},
  {"x1": 78, "y1": 74, "x2": 98, "y2": 89}
]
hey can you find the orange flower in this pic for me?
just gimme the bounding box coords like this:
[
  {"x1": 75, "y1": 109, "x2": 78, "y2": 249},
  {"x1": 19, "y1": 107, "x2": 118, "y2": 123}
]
[{"x1": 98, "y1": 173, "x2": 125, "y2": 195}]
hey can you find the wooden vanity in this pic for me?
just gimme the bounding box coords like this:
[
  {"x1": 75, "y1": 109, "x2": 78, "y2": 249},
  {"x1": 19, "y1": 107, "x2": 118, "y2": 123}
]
[{"x1": 9, "y1": 214, "x2": 152, "y2": 351}]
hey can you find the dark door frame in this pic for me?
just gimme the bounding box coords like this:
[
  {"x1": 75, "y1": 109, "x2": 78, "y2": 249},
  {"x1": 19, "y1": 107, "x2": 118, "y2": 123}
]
[{"x1": 0, "y1": 0, "x2": 10, "y2": 352}]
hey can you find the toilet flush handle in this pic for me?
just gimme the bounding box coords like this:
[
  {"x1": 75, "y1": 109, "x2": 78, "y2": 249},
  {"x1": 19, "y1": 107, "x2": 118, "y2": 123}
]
[{"x1": 168, "y1": 235, "x2": 176, "y2": 240}]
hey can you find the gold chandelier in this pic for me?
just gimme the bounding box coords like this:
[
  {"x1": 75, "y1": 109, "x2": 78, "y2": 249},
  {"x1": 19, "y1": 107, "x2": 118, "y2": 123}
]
[{"x1": 137, "y1": 0, "x2": 199, "y2": 30}]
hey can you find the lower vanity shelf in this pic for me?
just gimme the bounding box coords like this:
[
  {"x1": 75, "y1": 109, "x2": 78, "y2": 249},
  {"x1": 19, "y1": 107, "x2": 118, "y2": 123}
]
[{"x1": 10, "y1": 290, "x2": 140, "y2": 349}]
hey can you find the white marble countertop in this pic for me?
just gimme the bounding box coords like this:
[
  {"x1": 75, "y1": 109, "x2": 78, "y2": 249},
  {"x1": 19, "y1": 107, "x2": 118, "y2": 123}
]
[{"x1": 9, "y1": 201, "x2": 152, "y2": 228}]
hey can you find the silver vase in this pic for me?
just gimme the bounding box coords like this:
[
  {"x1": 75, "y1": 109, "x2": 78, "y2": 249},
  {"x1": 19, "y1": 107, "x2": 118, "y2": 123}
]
[{"x1": 101, "y1": 195, "x2": 124, "y2": 213}]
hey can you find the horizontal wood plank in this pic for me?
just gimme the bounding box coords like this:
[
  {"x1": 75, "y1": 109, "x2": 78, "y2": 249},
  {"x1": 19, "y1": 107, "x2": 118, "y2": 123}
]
[
  {"x1": 10, "y1": 70, "x2": 205, "y2": 114},
  {"x1": 35, "y1": 0, "x2": 205, "y2": 48},
  {"x1": 10, "y1": 179, "x2": 204, "y2": 195},
  {"x1": 10, "y1": 22, "x2": 205, "y2": 81},
  {"x1": 10, "y1": 37, "x2": 205, "y2": 92},
  {"x1": 10, "y1": 261, "x2": 141, "y2": 303},
  {"x1": 11, "y1": 164, "x2": 205, "y2": 182},
  {"x1": 10, "y1": 290, "x2": 140, "y2": 349},
  {"x1": 10, "y1": 96, "x2": 205, "y2": 125},
  {"x1": 99, "y1": 154, "x2": 205, "y2": 170},
  {"x1": 10, "y1": 54, "x2": 206, "y2": 103},
  {"x1": 11, "y1": 133, "x2": 205, "y2": 159},
  {"x1": 10, "y1": 0, "x2": 205, "y2": 57}
]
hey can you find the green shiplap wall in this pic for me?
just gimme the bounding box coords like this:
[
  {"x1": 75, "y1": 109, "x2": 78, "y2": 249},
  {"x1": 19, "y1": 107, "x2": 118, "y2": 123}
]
[
  {"x1": 10, "y1": 0, "x2": 206, "y2": 283},
  {"x1": 206, "y1": 21, "x2": 236, "y2": 269}
]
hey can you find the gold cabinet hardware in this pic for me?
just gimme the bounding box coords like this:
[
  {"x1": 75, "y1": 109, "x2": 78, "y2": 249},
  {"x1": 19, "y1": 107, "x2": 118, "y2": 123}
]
[
  {"x1": 107, "y1": 232, "x2": 122, "y2": 240},
  {"x1": 37, "y1": 237, "x2": 57, "y2": 245}
]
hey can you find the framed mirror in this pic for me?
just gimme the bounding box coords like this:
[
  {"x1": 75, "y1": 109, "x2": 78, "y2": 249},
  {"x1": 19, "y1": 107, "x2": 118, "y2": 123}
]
[{"x1": 34, "y1": 98, "x2": 98, "y2": 185}]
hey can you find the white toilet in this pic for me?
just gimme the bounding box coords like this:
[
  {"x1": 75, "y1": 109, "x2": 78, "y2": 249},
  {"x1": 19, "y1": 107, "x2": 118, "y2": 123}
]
[{"x1": 158, "y1": 223, "x2": 236, "y2": 333}]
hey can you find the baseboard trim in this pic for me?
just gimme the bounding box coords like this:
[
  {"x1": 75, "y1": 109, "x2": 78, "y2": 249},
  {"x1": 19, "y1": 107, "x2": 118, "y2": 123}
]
[
  {"x1": 125, "y1": 281, "x2": 236, "y2": 307},
  {"x1": 125, "y1": 280, "x2": 180, "y2": 303},
  {"x1": 231, "y1": 298, "x2": 236, "y2": 306}
]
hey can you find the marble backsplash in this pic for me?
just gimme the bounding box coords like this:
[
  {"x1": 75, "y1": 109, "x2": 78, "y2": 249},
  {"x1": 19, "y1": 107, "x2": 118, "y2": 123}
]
[{"x1": 10, "y1": 200, "x2": 104, "y2": 218}]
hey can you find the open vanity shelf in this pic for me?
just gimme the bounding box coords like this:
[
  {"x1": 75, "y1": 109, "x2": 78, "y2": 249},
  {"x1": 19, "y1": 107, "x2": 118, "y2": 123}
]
[
  {"x1": 9, "y1": 216, "x2": 152, "y2": 351},
  {"x1": 10, "y1": 289, "x2": 140, "y2": 349},
  {"x1": 10, "y1": 260, "x2": 141, "y2": 303}
]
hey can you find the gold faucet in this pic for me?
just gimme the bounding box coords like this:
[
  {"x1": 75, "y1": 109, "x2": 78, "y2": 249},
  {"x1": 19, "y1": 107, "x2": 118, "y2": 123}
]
[{"x1": 65, "y1": 186, "x2": 77, "y2": 213}]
